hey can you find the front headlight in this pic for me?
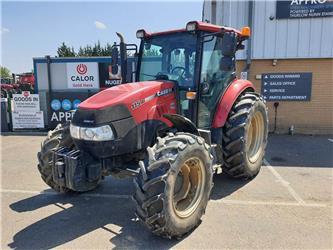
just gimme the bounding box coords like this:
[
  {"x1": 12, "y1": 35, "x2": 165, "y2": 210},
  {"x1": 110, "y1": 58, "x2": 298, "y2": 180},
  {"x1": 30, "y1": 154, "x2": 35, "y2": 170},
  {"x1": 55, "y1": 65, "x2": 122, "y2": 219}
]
[
  {"x1": 70, "y1": 124, "x2": 80, "y2": 139},
  {"x1": 70, "y1": 124, "x2": 114, "y2": 141}
]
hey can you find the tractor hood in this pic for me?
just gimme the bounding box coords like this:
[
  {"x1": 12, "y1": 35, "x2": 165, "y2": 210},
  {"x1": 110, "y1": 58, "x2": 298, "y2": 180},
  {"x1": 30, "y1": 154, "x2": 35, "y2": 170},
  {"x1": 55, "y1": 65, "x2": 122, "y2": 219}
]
[
  {"x1": 79, "y1": 80, "x2": 175, "y2": 110},
  {"x1": 72, "y1": 80, "x2": 176, "y2": 128}
]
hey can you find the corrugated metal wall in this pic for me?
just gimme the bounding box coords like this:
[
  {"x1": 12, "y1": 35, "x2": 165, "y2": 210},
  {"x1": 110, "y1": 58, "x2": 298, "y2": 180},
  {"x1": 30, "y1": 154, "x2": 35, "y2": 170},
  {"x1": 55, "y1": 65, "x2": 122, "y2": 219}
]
[{"x1": 203, "y1": 0, "x2": 333, "y2": 60}]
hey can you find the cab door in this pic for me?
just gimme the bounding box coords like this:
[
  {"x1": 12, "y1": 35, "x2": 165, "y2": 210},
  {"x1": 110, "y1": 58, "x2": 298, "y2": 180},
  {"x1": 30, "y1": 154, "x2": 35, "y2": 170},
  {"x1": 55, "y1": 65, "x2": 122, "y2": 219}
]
[{"x1": 198, "y1": 34, "x2": 236, "y2": 128}]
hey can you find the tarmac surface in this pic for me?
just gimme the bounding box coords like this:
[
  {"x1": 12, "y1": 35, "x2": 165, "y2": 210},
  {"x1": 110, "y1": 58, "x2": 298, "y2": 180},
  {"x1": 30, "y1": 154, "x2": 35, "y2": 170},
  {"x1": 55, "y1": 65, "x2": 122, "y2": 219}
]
[{"x1": 1, "y1": 134, "x2": 332, "y2": 249}]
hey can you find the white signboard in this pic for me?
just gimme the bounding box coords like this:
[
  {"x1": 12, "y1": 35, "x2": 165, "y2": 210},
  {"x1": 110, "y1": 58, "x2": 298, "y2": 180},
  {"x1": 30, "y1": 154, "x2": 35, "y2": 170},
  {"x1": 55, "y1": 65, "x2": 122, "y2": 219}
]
[
  {"x1": 67, "y1": 62, "x2": 99, "y2": 89},
  {"x1": 12, "y1": 111, "x2": 44, "y2": 129},
  {"x1": 240, "y1": 71, "x2": 248, "y2": 80},
  {"x1": 12, "y1": 92, "x2": 40, "y2": 112}
]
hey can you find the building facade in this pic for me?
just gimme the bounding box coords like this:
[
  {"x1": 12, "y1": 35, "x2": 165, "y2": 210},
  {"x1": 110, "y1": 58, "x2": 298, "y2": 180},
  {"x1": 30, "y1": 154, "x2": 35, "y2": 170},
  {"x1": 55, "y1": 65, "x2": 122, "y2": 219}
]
[{"x1": 203, "y1": 0, "x2": 333, "y2": 134}]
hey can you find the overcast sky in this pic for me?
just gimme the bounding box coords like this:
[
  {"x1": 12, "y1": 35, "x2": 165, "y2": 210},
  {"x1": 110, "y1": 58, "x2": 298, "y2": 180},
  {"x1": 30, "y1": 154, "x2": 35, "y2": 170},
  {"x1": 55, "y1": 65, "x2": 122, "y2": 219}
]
[{"x1": 1, "y1": 0, "x2": 203, "y2": 73}]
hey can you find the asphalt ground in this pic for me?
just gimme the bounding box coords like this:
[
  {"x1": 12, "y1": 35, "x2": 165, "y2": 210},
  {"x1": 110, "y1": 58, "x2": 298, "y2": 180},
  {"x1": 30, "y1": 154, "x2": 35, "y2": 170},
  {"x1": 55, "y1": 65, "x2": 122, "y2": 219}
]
[{"x1": 1, "y1": 134, "x2": 332, "y2": 249}]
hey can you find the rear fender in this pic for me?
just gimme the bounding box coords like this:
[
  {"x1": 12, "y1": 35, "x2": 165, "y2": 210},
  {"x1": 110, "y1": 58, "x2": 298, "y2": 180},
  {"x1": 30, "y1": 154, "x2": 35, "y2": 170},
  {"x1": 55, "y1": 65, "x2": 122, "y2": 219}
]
[
  {"x1": 212, "y1": 79, "x2": 255, "y2": 128},
  {"x1": 163, "y1": 114, "x2": 200, "y2": 136}
]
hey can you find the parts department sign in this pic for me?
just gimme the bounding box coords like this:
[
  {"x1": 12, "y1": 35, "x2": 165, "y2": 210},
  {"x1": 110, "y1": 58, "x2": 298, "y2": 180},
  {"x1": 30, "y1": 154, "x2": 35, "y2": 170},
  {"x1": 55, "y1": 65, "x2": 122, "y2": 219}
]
[
  {"x1": 261, "y1": 73, "x2": 312, "y2": 101},
  {"x1": 67, "y1": 63, "x2": 99, "y2": 89},
  {"x1": 276, "y1": 0, "x2": 333, "y2": 19}
]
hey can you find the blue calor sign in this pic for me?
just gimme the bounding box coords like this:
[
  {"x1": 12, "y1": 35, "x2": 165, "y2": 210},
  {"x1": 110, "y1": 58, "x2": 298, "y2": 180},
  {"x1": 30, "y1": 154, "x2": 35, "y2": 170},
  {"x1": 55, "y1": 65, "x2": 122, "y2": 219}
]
[
  {"x1": 51, "y1": 99, "x2": 61, "y2": 111},
  {"x1": 62, "y1": 99, "x2": 72, "y2": 111},
  {"x1": 73, "y1": 99, "x2": 81, "y2": 109}
]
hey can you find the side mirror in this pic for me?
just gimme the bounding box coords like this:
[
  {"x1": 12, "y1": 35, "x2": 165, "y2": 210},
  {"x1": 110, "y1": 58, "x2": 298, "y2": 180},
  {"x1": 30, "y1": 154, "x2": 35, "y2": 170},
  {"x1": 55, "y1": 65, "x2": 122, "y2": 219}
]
[
  {"x1": 144, "y1": 43, "x2": 151, "y2": 50},
  {"x1": 201, "y1": 82, "x2": 210, "y2": 94},
  {"x1": 221, "y1": 32, "x2": 237, "y2": 57},
  {"x1": 220, "y1": 56, "x2": 235, "y2": 71}
]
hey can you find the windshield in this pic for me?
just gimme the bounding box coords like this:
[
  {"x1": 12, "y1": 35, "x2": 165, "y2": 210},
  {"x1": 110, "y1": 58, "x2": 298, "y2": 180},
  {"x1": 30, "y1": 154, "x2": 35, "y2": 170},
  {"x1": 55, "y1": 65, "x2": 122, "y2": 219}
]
[{"x1": 139, "y1": 32, "x2": 197, "y2": 89}]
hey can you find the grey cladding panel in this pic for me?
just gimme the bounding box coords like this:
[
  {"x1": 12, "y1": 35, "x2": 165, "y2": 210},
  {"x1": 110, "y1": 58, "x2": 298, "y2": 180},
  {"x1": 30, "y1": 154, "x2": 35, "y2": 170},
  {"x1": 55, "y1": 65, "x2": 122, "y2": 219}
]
[{"x1": 204, "y1": 0, "x2": 333, "y2": 59}]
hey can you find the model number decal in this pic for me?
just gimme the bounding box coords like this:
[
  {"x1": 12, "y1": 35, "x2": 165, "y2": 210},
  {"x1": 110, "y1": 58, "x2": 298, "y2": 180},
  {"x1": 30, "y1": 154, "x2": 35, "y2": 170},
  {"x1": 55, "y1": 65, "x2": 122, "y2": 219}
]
[{"x1": 131, "y1": 99, "x2": 145, "y2": 110}]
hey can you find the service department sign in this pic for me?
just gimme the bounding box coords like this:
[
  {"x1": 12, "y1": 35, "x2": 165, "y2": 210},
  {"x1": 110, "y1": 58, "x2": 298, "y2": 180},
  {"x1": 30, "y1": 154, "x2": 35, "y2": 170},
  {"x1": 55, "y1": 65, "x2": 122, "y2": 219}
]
[
  {"x1": 67, "y1": 62, "x2": 99, "y2": 89},
  {"x1": 261, "y1": 72, "x2": 312, "y2": 101},
  {"x1": 276, "y1": 0, "x2": 333, "y2": 19}
]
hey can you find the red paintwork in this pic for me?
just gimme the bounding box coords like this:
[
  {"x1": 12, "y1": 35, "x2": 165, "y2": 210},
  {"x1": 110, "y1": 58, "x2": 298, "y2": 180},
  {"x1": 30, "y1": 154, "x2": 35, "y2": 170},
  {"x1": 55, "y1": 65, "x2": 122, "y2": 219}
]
[
  {"x1": 0, "y1": 84, "x2": 14, "y2": 91},
  {"x1": 212, "y1": 79, "x2": 255, "y2": 128},
  {"x1": 143, "y1": 21, "x2": 243, "y2": 38},
  {"x1": 79, "y1": 81, "x2": 177, "y2": 125},
  {"x1": 18, "y1": 73, "x2": 35, "y2": 87}
]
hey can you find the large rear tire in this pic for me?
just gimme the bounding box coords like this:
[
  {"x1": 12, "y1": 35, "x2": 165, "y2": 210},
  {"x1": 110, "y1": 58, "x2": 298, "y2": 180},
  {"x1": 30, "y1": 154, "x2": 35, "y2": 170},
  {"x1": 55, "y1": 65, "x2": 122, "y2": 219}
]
[
  {"x1": 37, "y1": 124, "x2": 74, "y2": 192},
  {"x1": 133, "y1": 132, "x2": 213, "y2": 239},
  {"x1": 222, "y1": 92, "x2": 268, "y2": 179}
]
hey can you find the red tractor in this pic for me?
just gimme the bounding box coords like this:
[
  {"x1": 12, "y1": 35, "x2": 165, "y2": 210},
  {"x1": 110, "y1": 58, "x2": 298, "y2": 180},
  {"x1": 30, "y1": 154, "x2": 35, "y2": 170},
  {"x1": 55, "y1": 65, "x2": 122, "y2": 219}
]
[
  {"x1": 38, "y1": 21, "x2": 268, "y2": 238},
  {"x1": 17, "y1": 72, "x2": 35, "y2": 92},
  {"x1": 1, "y1": 77, "x2": 19, "y2": 97}
]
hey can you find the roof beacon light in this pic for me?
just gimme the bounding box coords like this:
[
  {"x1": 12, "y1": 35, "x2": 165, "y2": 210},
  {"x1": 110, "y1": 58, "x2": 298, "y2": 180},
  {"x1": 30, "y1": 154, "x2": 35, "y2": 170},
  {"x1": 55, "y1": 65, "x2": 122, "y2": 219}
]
[
  {"x1": 136, "y1": 29, "x2": 146, "y2": 39},
  {"x1": 241, "y1": 26, "x2": 251, "y2": 37},
  {"x1": 186, "y1": 22, "x2": 197, "y2": 32}
]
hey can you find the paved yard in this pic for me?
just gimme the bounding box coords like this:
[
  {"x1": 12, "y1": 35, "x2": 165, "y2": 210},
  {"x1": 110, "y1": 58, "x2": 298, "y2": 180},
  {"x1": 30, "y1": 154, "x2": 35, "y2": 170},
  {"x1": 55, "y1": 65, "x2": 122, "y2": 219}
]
[{"x1": 1, "y1": 134, "x2": 332, "y2": 249}]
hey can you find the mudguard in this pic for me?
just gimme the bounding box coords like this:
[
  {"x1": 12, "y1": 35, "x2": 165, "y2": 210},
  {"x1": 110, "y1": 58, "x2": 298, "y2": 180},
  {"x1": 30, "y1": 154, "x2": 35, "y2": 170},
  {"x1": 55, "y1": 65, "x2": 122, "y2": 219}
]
[
  {"x1": 163, "y1": 114, "x2": 200, "y2": 136},
  {"x1": 212, "y1": 79, "x2": 255, "y2": 128}
]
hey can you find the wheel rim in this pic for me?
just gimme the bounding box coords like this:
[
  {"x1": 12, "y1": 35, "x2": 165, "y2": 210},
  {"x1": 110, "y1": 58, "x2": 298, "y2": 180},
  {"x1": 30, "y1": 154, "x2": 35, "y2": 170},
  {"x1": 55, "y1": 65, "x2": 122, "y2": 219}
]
[
  {"x1": 173, "y1": 157, "x2": 205, "y2": 218},
  {"x1": 246, "y1": 111, "x2": 265, "y2": 164}
]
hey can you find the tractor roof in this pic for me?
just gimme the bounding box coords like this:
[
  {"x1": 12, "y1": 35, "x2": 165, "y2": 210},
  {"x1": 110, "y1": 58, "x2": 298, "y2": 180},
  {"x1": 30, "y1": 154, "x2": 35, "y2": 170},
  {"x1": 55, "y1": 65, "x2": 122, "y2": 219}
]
[{"x1": 139, "y1": 21, "x2": 247, "y2": 38}]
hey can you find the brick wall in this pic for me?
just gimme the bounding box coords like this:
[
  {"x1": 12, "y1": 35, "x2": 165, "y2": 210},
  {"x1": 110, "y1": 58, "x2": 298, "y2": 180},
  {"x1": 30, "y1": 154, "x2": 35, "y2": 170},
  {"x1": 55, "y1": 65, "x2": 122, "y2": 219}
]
[{"x1": 236, "y1": 59, "x2": 333, "y2": 135}]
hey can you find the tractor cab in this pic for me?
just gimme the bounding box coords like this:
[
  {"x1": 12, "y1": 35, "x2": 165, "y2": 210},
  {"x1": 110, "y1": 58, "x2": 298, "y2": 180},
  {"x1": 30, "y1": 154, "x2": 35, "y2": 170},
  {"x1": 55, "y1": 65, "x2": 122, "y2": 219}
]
[{"x1": 133, "y1": 21, "x2": 250, "y2": 128}]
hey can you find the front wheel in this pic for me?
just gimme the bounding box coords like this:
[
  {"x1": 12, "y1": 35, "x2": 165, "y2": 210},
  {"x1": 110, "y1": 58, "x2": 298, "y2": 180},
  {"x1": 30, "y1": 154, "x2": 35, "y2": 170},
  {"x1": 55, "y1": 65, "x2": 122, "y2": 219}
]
[
  {"x1": 37, "y1": 124, "x2": 100, "y2": 193},
  {"x1": 133, "y1": 132, "x2": 213, "y2": 239},
  {"x1": 37, "y1": 124, "x2": 73, "y2": 192},
  {"x1": 222, "y1": 92, "x2": 268, "y2": 179}
]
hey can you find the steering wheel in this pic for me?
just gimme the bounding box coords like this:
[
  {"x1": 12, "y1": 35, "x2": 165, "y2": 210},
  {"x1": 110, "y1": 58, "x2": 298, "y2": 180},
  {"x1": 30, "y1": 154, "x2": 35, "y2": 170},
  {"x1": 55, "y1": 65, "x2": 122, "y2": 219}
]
[{"x1": 171, "y1": 66, "x2": 186, "y2": 77}]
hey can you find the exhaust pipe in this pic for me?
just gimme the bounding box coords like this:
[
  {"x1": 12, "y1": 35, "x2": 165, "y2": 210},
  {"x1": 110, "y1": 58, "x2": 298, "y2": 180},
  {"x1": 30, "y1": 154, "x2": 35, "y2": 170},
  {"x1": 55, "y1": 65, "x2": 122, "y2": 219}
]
[{"x1": 116, "y1": 32, "x2": 127, "y2": 83}]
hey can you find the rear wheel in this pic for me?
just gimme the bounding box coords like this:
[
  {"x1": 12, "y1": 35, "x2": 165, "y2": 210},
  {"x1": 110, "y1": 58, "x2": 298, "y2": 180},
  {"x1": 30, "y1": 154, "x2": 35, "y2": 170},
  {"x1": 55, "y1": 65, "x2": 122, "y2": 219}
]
[
  {"x1": 133, "y1": 132, "x2": 213, "y2": 239},
  {"x1": 222, "y1": 92, "x2": 268, "y2": 179}
]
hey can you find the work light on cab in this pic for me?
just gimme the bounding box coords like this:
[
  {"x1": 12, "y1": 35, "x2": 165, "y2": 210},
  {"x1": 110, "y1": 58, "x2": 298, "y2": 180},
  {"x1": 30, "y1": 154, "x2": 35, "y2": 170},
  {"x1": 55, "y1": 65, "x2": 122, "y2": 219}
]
[
  {"x1": 186, "y1": 21, "x2": 197, "y2": 32},
  {"x1": 136, "y1": 29, "x2": 146, "y2": 39}
]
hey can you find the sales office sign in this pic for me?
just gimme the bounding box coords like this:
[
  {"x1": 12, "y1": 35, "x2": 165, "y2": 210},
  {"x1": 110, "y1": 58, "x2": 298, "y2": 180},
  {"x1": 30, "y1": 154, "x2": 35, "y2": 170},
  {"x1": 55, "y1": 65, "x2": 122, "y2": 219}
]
[{"x1": 67, "y1": 63, "x2": 99, "y2": 89}]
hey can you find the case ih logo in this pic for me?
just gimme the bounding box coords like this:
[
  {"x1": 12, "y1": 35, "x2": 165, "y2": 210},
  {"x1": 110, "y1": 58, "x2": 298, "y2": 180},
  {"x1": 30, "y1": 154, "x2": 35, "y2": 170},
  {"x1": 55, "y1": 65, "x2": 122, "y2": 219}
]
[{"x1": 76, "y1": 64, "x2": 88, "y2": 75}]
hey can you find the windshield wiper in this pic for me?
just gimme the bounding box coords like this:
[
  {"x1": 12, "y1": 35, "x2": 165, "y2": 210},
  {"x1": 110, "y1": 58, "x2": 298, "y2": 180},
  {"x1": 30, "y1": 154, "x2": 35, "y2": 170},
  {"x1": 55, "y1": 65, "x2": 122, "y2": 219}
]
[
  {"x1": 140, "y1": 72, "x2": 169, "y2": 80},
  {"x1": 140, "y1": 73, "x2": 156, "y2": 78}
]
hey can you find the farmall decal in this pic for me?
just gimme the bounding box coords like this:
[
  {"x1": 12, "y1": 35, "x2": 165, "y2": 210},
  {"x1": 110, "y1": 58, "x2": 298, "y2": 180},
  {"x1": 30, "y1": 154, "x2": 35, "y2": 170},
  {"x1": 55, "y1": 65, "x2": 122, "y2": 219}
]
[{"x1": 67, "y1": 63, "x2": 99, "y2": 89}]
